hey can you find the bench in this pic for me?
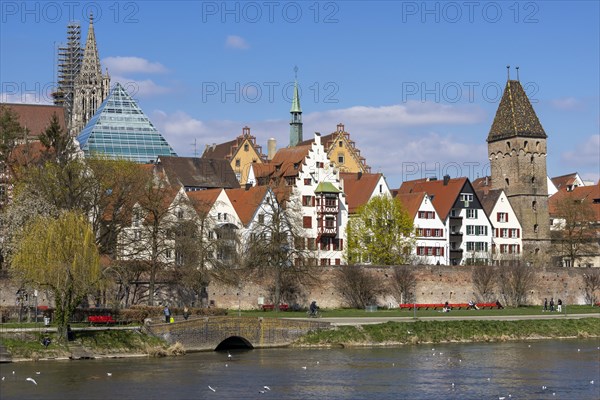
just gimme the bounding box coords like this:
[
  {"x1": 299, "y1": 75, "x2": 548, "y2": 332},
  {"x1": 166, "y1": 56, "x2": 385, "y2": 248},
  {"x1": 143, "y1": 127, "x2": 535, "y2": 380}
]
[
  {"x1": 88, "y1": 315, "x2": 116, "y2": 324},
  {"x1": 261, "y1": 304, "x2": 289, "y2": 311},
  {"x1": 398, "y1": 303, "x2": 498, "y2": 310}
]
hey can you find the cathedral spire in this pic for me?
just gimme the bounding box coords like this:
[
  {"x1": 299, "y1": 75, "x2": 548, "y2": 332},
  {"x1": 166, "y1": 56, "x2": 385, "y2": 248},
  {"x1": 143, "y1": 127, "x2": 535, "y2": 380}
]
[
  {"x1": 69, "y1": 15, "x2": 110, "y2": 136},
  {"x1": 289, "y1": 66, "x2": 303, "y2": 146},
  {"x1": 79, "y1": 13, "x2": 103, "y2": 82}
]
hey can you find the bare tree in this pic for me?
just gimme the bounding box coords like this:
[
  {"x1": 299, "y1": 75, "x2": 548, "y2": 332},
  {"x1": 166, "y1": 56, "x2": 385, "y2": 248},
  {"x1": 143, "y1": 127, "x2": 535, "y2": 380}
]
[
  {"x1": 472, "y1": 265, "x2": 497, "y2": 302},
  {"x1": 551, "y1": 194, "x2": 597, "y2": 268},
  {"x1": 498, "y1": 263, "x2": 535, "y2": 307},
  {"x1": 390, "y1": 266, "x2": 416, "y2": 304},
  {"x1": 242, "y1": 187, "x2": 316, "y2": 309},
  {"x1": 582, "y1": 270, "x2": 600, "y2": 306},
  {"x1": 335, "y1": 265, "x2": 381, "y2": 309}
]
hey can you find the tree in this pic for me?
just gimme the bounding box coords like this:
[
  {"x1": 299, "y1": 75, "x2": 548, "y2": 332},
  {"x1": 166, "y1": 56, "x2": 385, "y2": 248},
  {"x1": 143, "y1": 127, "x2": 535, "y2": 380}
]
[
  {"x1": 346, "y1": 195, "x2": 414, "y2": 265},
  {"x1": 38, "y1": 112, "x2": 76, "y2": 165},
  {"x1": 498, "y1": 263, "x2": 535, "y2": 307},
  {"x1": 335, "y1": 265, "x2": 381, "y2": 308},
  {"x1": 551, "y1": 194, "x2": 597, "y2": 268},
  {"x1": 472, "y1": 265, "x2": 497, "y2": 302},
  {"x1": 0, "y1": 105, "x2": 27, "y2": 166},
  {"x1": 11, "y1": 212, "x2": 102, "y2": 341},
  {"x1": 390, "y1": 266, "x2": 416, "y2": 304},
  {"x1": 242, "y1": 187, "x2": 315, "y2": 310},
  {"x1": 582, "y1": 270, "x2": 600, "y2": 306}
]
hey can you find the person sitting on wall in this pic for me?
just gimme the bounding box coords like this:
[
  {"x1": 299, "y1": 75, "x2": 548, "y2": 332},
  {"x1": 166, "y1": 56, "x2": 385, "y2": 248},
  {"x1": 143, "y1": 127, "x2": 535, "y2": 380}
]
[
  {"x1": 495, "y1": 300, "x2": 504, "y2": 309},
  {"x1": 468, "y1": 300, "x2": 479, "y2": 310},
  {"x1": 442, "y1": 301, "x2": 451, "y2": 312}
]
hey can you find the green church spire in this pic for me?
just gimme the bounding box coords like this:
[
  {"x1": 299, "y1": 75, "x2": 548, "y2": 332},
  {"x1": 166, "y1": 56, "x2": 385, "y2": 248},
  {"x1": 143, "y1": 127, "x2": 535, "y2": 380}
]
[{"x1": 289, "y1": 66, "x2": 303, "y2": 146}]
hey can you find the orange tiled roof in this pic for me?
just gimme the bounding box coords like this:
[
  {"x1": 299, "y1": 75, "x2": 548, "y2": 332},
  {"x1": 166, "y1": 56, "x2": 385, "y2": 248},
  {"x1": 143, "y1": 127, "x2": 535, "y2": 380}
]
[
  {"x1": 1, "y1": 103, "x2": 67, "y2": 137},
  {"x1": 187, "y1": 189, "x2": 222, "y2": 215},
  {"x1": 226, "y1": 186, "x2": 269, "y2": 226},
  {"x1": 259, "y1": 145, "x2": 311, "y2": 181},
  {"x1": 548, "y1": 182, "x2": 600, "y2": 221},
  {"x1": 395, "y1": 192, "x2": 426, "y2": 219},
  {"x1": 340, "y1": 172, "x2": 383, "y2": 214},
  {"x1": 397, "y1": 177, "x2": 469, "y2": 220},
  {"x1": 551, "y1": 173, "x2": 579, "y2": 191}
]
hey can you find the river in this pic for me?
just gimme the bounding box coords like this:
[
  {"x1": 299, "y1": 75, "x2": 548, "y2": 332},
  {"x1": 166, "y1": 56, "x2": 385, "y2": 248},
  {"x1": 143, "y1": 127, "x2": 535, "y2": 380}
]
[{"x1": 1, "y1": 339, "x2": 599, "y2": 399}]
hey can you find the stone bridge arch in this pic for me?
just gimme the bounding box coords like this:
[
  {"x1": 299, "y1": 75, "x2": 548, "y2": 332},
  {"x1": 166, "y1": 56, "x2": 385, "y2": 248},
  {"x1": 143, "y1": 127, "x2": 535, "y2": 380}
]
[{"x1": 144, "y1": 316, "x2": 330, "y2": 351}]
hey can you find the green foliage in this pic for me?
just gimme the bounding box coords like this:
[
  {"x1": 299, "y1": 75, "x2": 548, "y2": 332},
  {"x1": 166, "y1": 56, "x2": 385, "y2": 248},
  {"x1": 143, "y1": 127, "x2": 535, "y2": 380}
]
[
  {"x1": 296, "y1": 318, "x2": 600, "y2": 346},
  {"x1": 0, "y1": 105, "x2": 27, "y2": 165},
  {"x1": 38, "y1": 112, "x2": 75, "y2": 165},
  {"x1": 11, "y1": 211, "x2": 102, "y2": 341},
  {"x1": 347, "y1": 195, "x2": 415, "y2": 265}
]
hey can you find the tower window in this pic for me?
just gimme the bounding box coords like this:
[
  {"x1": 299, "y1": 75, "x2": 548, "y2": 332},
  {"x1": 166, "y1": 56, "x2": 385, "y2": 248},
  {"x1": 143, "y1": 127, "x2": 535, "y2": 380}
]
[
  {"x1": 536, "y1": 141, "x2": 540, "y2": 150},
  {"x1": 505, "y1": 178, "x2": 510, "y2": 186},
  {"x1": 534, "y1": 224, "x2": 538, "y2": 233},
  {"x1": 531, "y1": 176, "x2": 535, "y2": 184},
  {"x1": 506, "y1": 141, "x2": 511, "y2": 150},
  {"x1": 338, "y1": 154, "x2": 344, "y2": 164},
  {"x1": 532, "y1": 200, "x2": 537, "y2": 210},
  {"x1": 524, "y1": 140, "x2": 528, "y2": 149}
]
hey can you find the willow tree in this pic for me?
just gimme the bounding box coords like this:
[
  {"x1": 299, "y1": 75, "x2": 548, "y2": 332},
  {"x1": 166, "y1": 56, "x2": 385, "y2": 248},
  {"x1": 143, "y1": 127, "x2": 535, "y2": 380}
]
[
  {"x1": 11, "y1": 212, "x2": 101, "y2": 341},
  {"x1": 346, "y1": 195, "x2": 415, "y2": 265}
]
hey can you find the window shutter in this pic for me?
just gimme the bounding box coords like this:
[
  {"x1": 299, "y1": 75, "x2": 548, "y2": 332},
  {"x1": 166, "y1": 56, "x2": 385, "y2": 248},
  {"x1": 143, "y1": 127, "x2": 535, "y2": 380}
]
[
  {"x1": 508, "y1": 229, "x2": 512, "y2": 238},
  {"x1": 517, "y1": 229, "x2": 520, "y2": 238},
  {"x1": 517, "y1": 244, "x2": 520, "y2": 253},
  {"x1": 495, "y1": 228, "x2": 498, "y2": 237},
  {"x1": 312, "y1": 196, "x2": 315, "y2": 206},
  {"x1": 506, "y1": 214, "x2": 509, "y2": 222},
  {"x1": 340, "y1": 239, "x2": 344, "y2": 250},
  {"x1": 497, "y1": 213, "x2": 500, "y2": 222}
]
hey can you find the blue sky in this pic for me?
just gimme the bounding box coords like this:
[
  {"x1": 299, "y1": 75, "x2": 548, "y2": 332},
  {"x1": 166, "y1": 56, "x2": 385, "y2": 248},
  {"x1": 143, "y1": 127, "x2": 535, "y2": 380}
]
[{"x1": 1, "y1": 1, "x2": 598, "y2": 188}]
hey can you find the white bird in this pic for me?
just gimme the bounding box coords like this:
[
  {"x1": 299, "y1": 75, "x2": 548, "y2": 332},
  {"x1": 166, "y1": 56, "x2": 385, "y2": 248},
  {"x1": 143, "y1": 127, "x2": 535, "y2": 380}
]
[
  {"x1": 208, "y1": 385, "x2": 216, "y2": 392},
  {"x1": 225, "y1": 364, "x2": 228, "y2": 367},
  {"x1": 542, "y1": 385, "x2": 547, "y2": 390},
  {"x1": 578, "y1": 348, "x2": 581, "y2": 352},
  {"x1": 499, "y1": 397, "x2": 505, "y2": 400},
  {"x1": 263, "y1": 386, "x2": 271, "y2": 391},
  {"x1": 302, "y1": 366, "x2": 307, "y2": 370},
  {"x1": 106, "y1": 373, "x2": 112, "y2": 376},
  {"x1": 35, "y1": 372, "x2": 41, "y2": 375},
  {"x1": 459, "y1": 359, "x2": 462, "y2": 362},
  {"x1": 12, "y1": 371, "x2": 15, "y2": 375},
  {"x1": 316, "y1": 361, "x2": 319, "y2": 365},
  {"x1": 259, "y1": 390, "x2": 265, "y2": 394},
  {"x1": 26, "y1": 377, "x2": 37, "y2": 385},
  {"x1": 2, "y1": 377, "x2": 5, "y2": 381},
  {"x1": 591, "y1": 380, "x2": 594, "y2": 384},
  {"x1": 552, "y1": 392, "x2": 556, "y2": 396},
  {"x1": 451, "y1": 383, "x2": 455, "y2": 388},
  {"x1": 487, "y1": 378, "x2": 491, "y2": 381},
  {"x1": 227, "y1": 352, "x2": 232, "y2": 359},
  {"x1": 528, "y1": 344, "x2": 531, "y2": 348}
]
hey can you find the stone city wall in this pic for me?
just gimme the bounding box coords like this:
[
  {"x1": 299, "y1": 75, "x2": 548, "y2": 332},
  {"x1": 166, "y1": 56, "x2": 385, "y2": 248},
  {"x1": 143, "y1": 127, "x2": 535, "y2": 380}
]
[{"x1": 0, "y1": 265, "x2": 597, "y2": 311}]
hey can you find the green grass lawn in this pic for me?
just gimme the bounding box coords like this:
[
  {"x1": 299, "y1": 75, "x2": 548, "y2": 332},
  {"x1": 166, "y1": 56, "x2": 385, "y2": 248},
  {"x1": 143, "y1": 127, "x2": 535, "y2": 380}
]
[{"x1": 235, "y1": 305, "x2": 600, "y2": 319}]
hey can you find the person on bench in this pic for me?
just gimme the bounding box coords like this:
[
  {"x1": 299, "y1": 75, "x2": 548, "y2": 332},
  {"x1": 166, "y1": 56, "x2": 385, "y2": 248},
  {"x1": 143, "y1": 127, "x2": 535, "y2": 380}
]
[
  {"x1": 468, "y1": 300, "x2": 479, "y2": 310},
  {"x1": 442, "y1": 301, "x2": 451, "y2": 312}
]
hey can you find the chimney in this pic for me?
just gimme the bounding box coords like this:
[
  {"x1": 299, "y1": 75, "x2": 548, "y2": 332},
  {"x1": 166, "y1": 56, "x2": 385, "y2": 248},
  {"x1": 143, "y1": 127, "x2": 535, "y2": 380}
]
[
  {"x1": 443, "y1": 175, "x2": 450, "y2": 185},
  {"x1": 267, "y1": 138, "x2": 276, "y2": 160}
]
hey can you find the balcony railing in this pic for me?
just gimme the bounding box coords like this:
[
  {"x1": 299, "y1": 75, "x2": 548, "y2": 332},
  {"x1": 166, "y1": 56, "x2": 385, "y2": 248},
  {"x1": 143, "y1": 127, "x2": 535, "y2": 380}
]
[{"x1": 318, "y1": 227, "x2": 338, "y2": 237}]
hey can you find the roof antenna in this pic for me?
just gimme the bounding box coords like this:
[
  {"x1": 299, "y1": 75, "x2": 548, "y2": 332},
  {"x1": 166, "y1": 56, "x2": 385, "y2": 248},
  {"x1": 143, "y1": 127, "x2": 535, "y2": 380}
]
[
  {"x1": 515, "y1": 66, "x2": 520, "y2": 81},
  {"x1": 506, "y1": 65, "x2": 510, "y2": 80}
]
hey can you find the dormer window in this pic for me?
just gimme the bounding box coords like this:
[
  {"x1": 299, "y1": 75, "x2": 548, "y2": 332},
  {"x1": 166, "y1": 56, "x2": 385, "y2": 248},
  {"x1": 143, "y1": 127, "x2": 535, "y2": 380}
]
[{"x1": 244, "y1": 144, "x2": 249, "y2": 151}]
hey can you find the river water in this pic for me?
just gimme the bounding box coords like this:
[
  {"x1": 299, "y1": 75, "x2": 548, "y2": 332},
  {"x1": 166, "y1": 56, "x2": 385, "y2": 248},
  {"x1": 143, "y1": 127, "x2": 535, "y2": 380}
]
[{"x1": 1, "y1": 339, "x2": 599, "y2": 399}]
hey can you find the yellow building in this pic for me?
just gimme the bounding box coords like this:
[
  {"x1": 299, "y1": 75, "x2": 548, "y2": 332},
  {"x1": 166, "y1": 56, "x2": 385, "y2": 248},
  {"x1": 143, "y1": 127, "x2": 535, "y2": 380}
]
[
  {"x1": 298, "y1": 123, "x2": 370, "y2": 173},
  {"x1": 201, "y1": 126, "x2": 266, "y2": 185}
]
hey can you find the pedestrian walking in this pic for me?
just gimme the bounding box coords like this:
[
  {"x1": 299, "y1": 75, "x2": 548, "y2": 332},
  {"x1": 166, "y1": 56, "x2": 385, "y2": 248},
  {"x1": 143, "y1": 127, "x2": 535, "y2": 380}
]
[
  {"x1": 164, "y1": 305, "x2": 171, "y2": 323},
  {"x1": 557, "y1": 299, "x2": 562, "y2": 313},
  {"x1": 543, "y1": 298, "x2": 548, "y2": 312},
  {"x1": 549, "y1": 298, "x2": 555, "y2": 312}
]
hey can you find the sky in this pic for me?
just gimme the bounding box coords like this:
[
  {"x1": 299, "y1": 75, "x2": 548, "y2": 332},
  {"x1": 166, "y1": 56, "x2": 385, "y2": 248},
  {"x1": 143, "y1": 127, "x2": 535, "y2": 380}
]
[{"x1": 1, "y1": 1, "x2": 599, "y2": 188}]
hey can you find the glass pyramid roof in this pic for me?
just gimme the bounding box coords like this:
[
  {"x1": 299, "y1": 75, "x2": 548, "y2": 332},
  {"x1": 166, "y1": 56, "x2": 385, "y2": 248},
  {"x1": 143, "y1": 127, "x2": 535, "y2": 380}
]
[{"x1": 77, "y1": 83, "x2": 177, "y2": 163}]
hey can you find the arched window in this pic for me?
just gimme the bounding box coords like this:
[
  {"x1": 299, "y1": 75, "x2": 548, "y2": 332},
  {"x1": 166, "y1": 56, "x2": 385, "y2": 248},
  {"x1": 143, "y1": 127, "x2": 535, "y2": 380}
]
[
  {"x1": 534, "y1": 224, "x2": 539, "y2": 233},
  {"x1": 532, "y1": 200, "x2": 537, "y2": 210},
  {"x1": 531, "y1": 177, "x2": 536, "y2": 184}
]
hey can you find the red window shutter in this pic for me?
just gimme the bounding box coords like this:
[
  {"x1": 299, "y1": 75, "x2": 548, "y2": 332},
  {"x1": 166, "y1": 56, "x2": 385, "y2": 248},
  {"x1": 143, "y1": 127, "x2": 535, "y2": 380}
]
[
  {"x1": 495, "y1": 228, "x2": 499, "y2": 237},
  {"x1": 508, "y1": 229, "x2": 512, "y2": 238},
  {"x1": 312, "y1": 196, "x2": 315, "y2": 206},
  {"x1": 303, "y1": 216, "x2": 312, "y2": 228},
  {"x1": 340, "y1": 239, "x2": 343, "y2": 250},
  {"x1": 497, "y1": 213, "x2": 500, "y2": 222},
  {"x1": 517, "y1": 244, "x2": 520, "y2": 253},
  {"x1": 517, "y1": 229, "x2": 520, "y2": 238},
  {"x1": 441, "y1": 247, "x2": 444, "y2": 256},
  {"x1": 506, "y1": 214, "x2": 509, "y2": 222}
]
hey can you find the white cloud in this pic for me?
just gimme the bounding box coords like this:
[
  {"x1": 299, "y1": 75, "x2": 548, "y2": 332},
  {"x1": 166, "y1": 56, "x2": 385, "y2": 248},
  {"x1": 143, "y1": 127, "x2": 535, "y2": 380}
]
[
  {"x1": 225, "y1": 35, "x2": 250, "y2": 50},
  {"x1": 151, "y1": 102, "x2": 489, "y2": 187},
  {"x1": 111, "y1": 75, "x2": 172, "y2": 98},
  {"x1": 103, "y1": 56, "x2": 168, "y2": 75},
  {"x1": 562, "y1": 134, "x2": 600, "y2": 167},
  {"x1": 549, "y1": 97, "x2": 584, "y2": 111},
  {"x1": 0, "y1": 91, "x2": 53, "y2": 105}
]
